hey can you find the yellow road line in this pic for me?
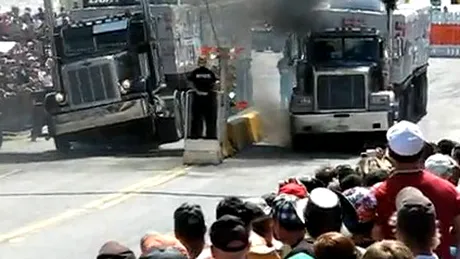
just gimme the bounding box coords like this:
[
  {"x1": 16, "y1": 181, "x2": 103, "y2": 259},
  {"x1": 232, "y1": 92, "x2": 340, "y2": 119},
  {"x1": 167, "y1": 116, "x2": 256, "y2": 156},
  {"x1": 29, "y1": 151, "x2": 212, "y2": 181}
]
[{"x1": 0, "y1": 166, "x2": 189, "y2": 244}]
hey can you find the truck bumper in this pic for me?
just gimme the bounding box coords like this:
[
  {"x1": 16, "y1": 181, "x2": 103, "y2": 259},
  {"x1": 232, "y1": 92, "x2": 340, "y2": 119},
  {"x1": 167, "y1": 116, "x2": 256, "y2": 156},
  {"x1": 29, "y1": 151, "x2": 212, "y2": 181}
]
[
  {"x1": 51, "y1": 98, "x2": 151, "y2": 136},
  {"x1": 290, "y1": 111, "x2": 393, "y2": 135}
]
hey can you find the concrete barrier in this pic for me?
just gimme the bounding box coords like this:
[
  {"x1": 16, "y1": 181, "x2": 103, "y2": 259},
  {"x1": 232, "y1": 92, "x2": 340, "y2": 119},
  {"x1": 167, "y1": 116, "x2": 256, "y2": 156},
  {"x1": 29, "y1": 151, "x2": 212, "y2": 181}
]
[
  {"x1": 223, "y1": 109, "x2": 264, "y2": 157},
  {"x1": 241, "y1": 110, "x2": 263, "y2": 143}
]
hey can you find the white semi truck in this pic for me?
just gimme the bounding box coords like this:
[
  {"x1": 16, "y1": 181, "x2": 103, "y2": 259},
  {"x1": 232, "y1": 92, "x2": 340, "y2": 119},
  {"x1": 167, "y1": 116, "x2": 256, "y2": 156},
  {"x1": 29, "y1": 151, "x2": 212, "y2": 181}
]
[{"x1": 287, "y1": 0, "x2": 431, "y2": 149}]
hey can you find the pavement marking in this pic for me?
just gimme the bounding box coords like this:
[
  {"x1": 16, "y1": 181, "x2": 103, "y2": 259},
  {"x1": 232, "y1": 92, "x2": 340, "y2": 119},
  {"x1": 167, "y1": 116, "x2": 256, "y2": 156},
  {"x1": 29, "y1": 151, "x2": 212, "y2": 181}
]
[
  {"x1": 0, "y1": 169, "x2": 23, "y2": 180},
  {"x1": 0, "y1": 166, "x2": 189, "y2": 244}
]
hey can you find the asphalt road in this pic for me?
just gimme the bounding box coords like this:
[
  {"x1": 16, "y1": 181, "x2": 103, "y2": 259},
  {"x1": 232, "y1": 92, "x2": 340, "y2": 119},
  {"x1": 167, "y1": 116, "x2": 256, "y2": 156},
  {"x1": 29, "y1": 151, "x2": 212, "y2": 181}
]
[{"x1": 0, "y1": 53, "x2": 458, "y2": 259}]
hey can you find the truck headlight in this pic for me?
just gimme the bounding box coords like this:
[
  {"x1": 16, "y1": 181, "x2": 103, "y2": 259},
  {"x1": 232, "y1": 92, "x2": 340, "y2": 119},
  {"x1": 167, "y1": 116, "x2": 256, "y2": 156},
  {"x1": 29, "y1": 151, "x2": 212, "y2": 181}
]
[
  {"x1": 369, "y1": 91, "x2": 395, "y2": 111},
  {"x1": 121, "y1": 79, "x2": 131, "y2": 90},
  {"x1": 290, "y1": 95, "x2": 313, "y2": 113},
  {"x1": 55, "y1": 93, "x2": 66, "y2": 105}
]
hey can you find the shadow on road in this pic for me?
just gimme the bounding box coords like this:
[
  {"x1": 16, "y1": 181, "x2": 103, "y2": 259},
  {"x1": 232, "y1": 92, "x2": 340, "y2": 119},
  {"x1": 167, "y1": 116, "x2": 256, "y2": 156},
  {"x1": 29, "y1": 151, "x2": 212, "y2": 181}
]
[{"x1": 0, "y1": 147, "x2": 184, "y2": 164}]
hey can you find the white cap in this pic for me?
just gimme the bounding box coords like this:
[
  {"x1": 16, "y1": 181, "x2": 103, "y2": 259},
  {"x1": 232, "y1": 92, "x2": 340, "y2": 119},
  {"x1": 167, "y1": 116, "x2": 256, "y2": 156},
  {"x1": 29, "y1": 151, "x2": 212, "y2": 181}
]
[
  {"x1": 386, "y1": 120, "x2": 425, "y2": 156},
  {"x1": 425, "y1": 153, "x2": 458, "y2": 177}
]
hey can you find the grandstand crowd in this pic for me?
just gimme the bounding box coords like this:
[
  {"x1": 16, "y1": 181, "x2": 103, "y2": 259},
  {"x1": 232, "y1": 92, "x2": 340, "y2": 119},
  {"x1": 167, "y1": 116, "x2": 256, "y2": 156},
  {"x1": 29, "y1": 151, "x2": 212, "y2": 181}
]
[{"x1": 94, "y1": 120, "x2": 460, "y2": 259}]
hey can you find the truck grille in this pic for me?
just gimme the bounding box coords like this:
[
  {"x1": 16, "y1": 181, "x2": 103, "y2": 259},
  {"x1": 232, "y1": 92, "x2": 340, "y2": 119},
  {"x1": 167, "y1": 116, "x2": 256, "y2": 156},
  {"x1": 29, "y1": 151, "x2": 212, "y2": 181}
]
[
  {"x1": 316, "y1": 74, "x2": 366, "y2": 110},
  {"x1": 64, "y1": 63, "x2": 120, "y2": 108}
]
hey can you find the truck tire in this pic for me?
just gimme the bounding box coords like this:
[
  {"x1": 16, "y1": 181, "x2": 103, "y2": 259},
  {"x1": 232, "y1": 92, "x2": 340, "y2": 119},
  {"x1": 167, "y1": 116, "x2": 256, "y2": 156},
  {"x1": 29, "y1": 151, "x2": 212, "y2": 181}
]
[
  {"x1": 54, "y1": 136, "x2": 71, "y2": 153},
  {"x1": 291, "y1": 134, "x2": 302, "y2": 152},
  {"x1": 0, "y1": 131, "x2": 3, "y2": 149}
]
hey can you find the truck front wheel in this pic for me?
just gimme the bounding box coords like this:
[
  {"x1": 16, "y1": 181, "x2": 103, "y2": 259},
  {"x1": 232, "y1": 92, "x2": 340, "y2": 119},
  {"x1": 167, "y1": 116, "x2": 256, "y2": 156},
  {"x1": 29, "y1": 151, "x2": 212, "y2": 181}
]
[{"x1": 54, "y1": 136, "x2": 71, "y2": 153}]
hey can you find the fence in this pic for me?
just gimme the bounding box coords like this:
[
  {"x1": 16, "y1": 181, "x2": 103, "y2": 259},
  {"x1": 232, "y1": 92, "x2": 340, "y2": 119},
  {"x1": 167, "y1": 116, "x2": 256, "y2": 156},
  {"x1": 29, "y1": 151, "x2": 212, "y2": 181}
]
[
  {"x1": 430, "y1": 10, "x2": 460, "y2": 57},
  {"x1": 0, "y1": 92, "x2": 34, "y2": 132}
]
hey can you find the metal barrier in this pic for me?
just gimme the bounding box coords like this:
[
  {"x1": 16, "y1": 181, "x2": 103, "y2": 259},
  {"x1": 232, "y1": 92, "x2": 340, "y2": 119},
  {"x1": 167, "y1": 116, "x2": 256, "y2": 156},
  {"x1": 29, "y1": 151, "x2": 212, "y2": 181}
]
[
  {"x1": 430, "y1": 10, "x2": 460, "y2": 57},
  {"x1": 183, "y1": 90, "x2": 226, "y2": 143}
]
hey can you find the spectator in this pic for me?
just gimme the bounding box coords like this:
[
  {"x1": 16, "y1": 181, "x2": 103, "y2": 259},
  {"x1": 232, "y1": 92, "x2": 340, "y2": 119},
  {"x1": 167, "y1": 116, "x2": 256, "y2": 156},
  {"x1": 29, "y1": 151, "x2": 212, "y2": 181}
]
[
  {"x1": 339, "y1": 174, "x2": 363, "y2": 192},
  {"x1": 421, "y1": 142, "x2": 438, "y2": 161},
  {"x1": 424, "y1": 153, "x2": 460, "y2": 186},
  {"x1": 437, "y1": 139, "x2": 458, "y2": 155},
  {"x1": 304, "y1": 188, "x2": 343, "y2": 240},
  {"x1": 140, "y1": 233, "x2": 188, "y2": 257},
  {"x1": 313, "y1": 232, "x2": 360, "y2": 259},
  {"x1": 452, "y1": 145, "x2": 460, "y2": 165},
  {"x1": 342, "y1": 187, "x2": 377, "y2": 248},
  {"x1": 210, "y1": 215, "x2": 251, "y2": 259},
  {"x1": 298, "y1": 176, "x2": 324, "y2": 193},
  {"x1": 314, "y1": 166, "x2": 336, "y2": 187},
  {"x1": 393, "y1": 187, "x2": 439, "y2": 258},
  {"x1": 215, "y1": 196, "x2": 250, "y2": 227},
  {"x1": 139, "y1": 244, "x2": 188, "y2": 259},
  {"x1": 362, "y1": 240, "x2": 414, "y2": 259},
  {"x1": 328, "y1": 165, "x2": 356, "y2": 192},
  {"x1": 365, "y1": 120, "x2": 460, "y2": 259},
  {"x1": 244, "y1": 198, "x2": 283, "y2": 259},
  {"x1": 173, "y1": 203, "x2": 207, "y2": 259},
  {"x1": 278, "y1": 179, "x2": 308, "y2": 199},
  {"x1": 97, "y1": 241, "x2": 136, "y2": 259},
  {"x1": 271, "y1": 194, "x2": 313, "y2": 259},
  {"x1": 363, "y1": 169, "x2": 389, "y2": 187}
]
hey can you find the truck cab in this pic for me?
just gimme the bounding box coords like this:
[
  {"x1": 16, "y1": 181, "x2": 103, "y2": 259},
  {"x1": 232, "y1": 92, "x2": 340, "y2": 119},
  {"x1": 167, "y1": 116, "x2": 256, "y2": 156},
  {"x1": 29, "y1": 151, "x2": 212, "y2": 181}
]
[
  {"x1": 289, "y1": 26, "x2": 396, "y2": 144},
  {"x1": 46, "y1": 12, "x2": 180, "y2": 152}
]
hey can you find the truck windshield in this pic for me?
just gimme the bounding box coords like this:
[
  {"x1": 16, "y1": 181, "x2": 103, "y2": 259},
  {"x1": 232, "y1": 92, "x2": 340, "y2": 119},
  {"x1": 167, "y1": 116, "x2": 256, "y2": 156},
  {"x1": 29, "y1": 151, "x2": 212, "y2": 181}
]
[
  {"x1": 311, "y1": 37, "x2": 379, "y2": 63},
  {"x1": 61, "y1": 20, "x2": 141, "y2": 58}
]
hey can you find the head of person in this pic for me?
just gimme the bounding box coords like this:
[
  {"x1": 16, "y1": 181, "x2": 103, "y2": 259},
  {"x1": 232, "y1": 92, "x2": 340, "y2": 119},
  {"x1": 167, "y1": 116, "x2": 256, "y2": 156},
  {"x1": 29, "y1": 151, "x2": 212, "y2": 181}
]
[
  {"x1": 394, "y1": 187, "x2": 439, "y2": 253},
  {"x1": 210, "y1": 215, "x2": 251, "y2": 259},
  {"x1": 271, "y1": 194, "x2": 308, "y2": 246},
  {"x1": 363, "y1": 169, "x2": 389, "y2": 187},
  {"x1": 437, "y1": 139, "x2": 458, "y2": 155},
  {"x1": 97, "y1": 241, "x2": 136, "y2": 259},
  {"x1": 335, "y1": 165, "x2": 356, "y2": 183},
  {"x1": 424, "y1": 153, "x2": 460, "y2": 185},
  {"x1": 313, "y1": 232, "x2": 358, "y2": 259},
  {"x1": 173, "y1": 203, "x2": 207, "y2": 248},
  {"x1": 140, "y1": 233, "x2": 188, "y2": 257},
  {"x1": 216, "y1": 196, "x2": 251, "y2": 228},
  {"x1": 341, "y1": 187, "x2": 377, "y2": 247},
  {"x1": 298, "y1": 175, "x2": 325, "y2": 192},
  {"x1": 278, "y1": 178, "x2": 308, "y2": 199},
  {"x1": 197, "y1": 56, "x2": 207, "y2": 67},
  {"x1": 304, "y1": 188, "x2": 343, "y2": 239},
  {"x1": 421, "y1": 142, "x2": 439, "y2": 162},
  {"x1": 386, "y1": 120, "x2": 425, "y2": 167},
  {"x1": 452, "y1": 145, "x2": 460, "y2": 164},
  {"x1": 314, "y1": 166, "x2": 336, "y2": 186},
  {"x1": 261, "y1": 192, "x2": 277, "y2": 208},
  {"x1": 362, "y1": 240, "x2": 414, "y2": 259},
  {"x1": 339, "y1": 174, "x2": 363, "y2": 192},
  {"x1": 244, "y1": 198, "x2": 273, "y2": 239}
]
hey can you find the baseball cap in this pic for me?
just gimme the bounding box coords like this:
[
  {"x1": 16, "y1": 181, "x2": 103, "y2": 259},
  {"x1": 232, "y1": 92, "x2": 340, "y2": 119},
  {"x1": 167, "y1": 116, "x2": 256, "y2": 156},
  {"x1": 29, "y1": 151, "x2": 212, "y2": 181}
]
[
  {"x1": 425, "y1": 153, "x2": 459, "y2": 178},
  {"x1": 272, "y1": 194, "x2": 308, "y2": 231},
  {"x1": 97, "y1": 241, "x2": 136, "y2": 259},
  {"x1": 395, "y1": 187, "x2": 436, "y2": 236},
  {"x1": 386, "y1": 120, "x2": 425, "y2": 156},
  {"x1": 210, "y1": 215, "x2": 250, "y2": 252},
  {"x1": 278, "y1": 182, "x2": 308, "y2": 198},
  {"x1": 244, "y1": 197, "x2": 272, "y2": 219}
]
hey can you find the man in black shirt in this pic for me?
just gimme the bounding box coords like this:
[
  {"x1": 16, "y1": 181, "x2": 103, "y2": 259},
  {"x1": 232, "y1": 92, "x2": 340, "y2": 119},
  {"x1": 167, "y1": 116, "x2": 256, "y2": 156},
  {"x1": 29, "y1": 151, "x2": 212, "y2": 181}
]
[{"x1": 187, "y1": 56, "x2": 218, "y2": 139}]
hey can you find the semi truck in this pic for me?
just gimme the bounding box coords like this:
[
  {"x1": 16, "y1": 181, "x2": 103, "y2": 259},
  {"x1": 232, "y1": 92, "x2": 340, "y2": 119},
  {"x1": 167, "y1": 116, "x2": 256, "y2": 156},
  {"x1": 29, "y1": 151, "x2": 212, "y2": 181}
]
[
  {"x1": 287, "y1": 0, "x2": 430, "y2": 149},
  {"x1": 43, "y1": 0, "x2": 188, "y2": 152}
]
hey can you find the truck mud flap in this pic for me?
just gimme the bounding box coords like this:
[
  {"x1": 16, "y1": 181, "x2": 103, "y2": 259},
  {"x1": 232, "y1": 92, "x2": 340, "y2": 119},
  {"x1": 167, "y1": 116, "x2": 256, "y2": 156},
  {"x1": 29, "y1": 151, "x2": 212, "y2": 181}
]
[{"x1": 156, "y1": 116, "x2": 181, "y2": 144}]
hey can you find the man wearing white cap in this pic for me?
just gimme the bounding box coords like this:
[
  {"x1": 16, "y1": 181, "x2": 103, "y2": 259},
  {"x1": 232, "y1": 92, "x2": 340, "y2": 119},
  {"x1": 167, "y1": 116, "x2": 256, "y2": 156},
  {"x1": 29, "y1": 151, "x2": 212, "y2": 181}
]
[
  {"x1": 362, "y1": 120, "x2": 460, "y2": 259},
  {"x1": 425, "y1": 153, "x2": 460, "y2": 187}
]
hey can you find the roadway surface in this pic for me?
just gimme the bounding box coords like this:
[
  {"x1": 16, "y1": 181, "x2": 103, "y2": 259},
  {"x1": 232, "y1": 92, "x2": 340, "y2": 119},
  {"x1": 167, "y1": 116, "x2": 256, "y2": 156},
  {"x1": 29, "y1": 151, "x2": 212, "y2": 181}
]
[{"x1": 0, "y1": 53, "x2": 457, "y2": 259}]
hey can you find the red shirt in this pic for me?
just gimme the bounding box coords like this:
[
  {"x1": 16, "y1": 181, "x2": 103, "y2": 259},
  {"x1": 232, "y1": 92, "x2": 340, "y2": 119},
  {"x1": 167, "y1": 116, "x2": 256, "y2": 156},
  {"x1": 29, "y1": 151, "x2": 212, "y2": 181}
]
[{"x1": 372, "y1": 170, "x2": 460, "y2": 259}]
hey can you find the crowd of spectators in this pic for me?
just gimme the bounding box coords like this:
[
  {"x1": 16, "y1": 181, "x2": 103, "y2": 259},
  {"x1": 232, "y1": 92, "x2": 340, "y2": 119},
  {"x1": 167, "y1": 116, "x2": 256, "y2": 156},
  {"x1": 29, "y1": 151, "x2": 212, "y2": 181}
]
[
  {"x1": 0, "y1": 6, "x2": 54, "y2": 99},
  {"x1": 93, "y1": 120, "x2": 460, "y2": 259}
]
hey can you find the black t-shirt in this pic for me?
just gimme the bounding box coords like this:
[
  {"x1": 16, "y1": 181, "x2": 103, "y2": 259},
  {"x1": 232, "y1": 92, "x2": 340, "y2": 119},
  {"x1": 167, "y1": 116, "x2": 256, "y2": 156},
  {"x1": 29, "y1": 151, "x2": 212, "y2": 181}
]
[{"x1": 188, "y1": 66, "x2": 217, "y2": 93}]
